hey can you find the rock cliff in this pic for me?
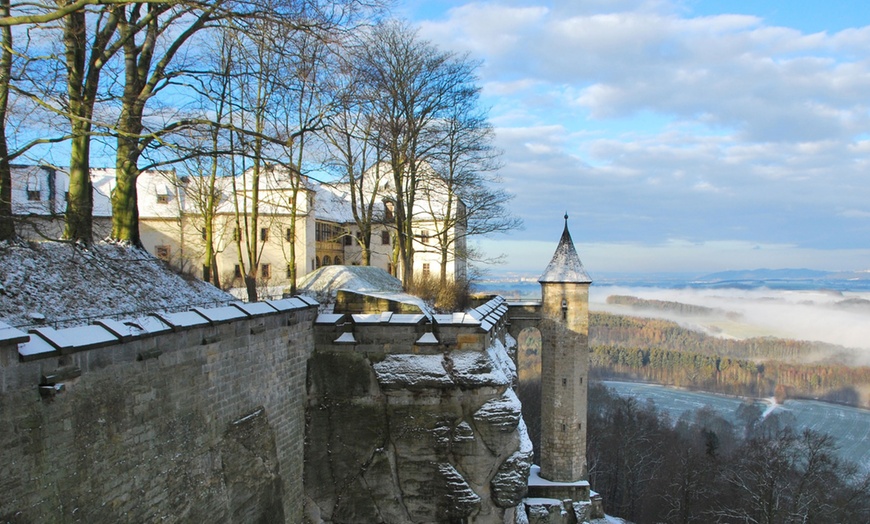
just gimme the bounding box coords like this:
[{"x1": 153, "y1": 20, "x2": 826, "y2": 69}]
[{"x1": 304, "y1": 339, "x2": 533, "y2": 523}]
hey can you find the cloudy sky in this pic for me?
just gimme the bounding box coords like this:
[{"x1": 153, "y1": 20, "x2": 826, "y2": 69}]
[{"x1": 397, "y1": 0, "x2": 870, "y2": 276}]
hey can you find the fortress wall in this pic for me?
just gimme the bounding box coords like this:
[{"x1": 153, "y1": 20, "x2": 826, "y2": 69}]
[{"x1": 0, "y1": 302, "x2": 316, "y2": 523}]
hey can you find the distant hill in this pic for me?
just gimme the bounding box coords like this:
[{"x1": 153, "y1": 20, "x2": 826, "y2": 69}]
[{"x1": 697, "y1": 268, "x2": 833, "y2": 281}]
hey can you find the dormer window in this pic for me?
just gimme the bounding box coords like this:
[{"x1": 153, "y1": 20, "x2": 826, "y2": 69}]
[
  {"x1": 156, "y1": 184, "x2": 172, "y2": 204},
  {"x1": 26, "y1": 179, "x2": 41, "y2": 201}
]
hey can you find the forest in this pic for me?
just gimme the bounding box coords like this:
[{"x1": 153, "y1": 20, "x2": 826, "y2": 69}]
[
  {"x1": 588, "y1": 312, "x2": 870, "y2": 407},
  {"x1": 585, "y1": 383, "x2": 870, "y2": 523},
  {"x1": 515, "y1": 381, "x2": 870, "y2": 523}
]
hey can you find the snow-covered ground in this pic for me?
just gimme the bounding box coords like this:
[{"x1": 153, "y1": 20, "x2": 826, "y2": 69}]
[{"x1": 0, "y1": 240, "x2": 233, "y2": 329}]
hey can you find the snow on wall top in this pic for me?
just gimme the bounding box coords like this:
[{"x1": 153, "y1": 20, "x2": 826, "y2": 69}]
[{"x1": 538, "y1": 219, "x2": 592, "y2": 284}]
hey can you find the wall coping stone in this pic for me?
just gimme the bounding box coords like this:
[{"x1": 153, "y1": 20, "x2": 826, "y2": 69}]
[
  {"x1": 31, "y1": 325, "x2": 119, "y2": 353},
  {"x1": 193, "y1": 305, "x2": 249, "y2": 324}
]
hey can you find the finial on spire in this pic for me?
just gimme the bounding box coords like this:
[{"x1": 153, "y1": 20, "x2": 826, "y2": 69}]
[{"x1": 564, "y1": 212, "x2": 569, "y2": 224}]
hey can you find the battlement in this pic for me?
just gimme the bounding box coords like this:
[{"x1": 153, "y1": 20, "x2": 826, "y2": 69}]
[{"x1": 314, "y1": 295, "x2": 510, "y2": 355}]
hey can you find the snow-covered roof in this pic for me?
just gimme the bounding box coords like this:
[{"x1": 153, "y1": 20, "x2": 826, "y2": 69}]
[
  {"x1": 298, "y1": 265, "x2": 403, "y2": 296},
  {"x1": 538, "y1": 217, "x2": 592, "y2": 284},
  {"x1": 312, "y1": 181, "x2": 356, "y2": 223}
]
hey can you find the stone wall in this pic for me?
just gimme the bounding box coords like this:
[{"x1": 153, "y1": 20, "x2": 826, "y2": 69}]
[{"x1": 0, "y1": 300, "x2": 316, "y2": 523}]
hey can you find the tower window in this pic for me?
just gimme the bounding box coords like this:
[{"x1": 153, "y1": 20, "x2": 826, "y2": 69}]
[
  {"x1": 562, "y1": 378, "x2": 567, "y2": 387},
  {"x1": 561, "y1": 424, "x2": 566, "y2": 432},
  {"x1": 260, "y1": 228, "x2": 269, "y2": 242}
]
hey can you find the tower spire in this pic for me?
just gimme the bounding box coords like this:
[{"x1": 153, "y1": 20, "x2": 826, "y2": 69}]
[{"x1": 539, "y1": 215, "x2": 591, "y2": 284}]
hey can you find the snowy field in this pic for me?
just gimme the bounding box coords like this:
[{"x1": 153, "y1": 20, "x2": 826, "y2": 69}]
[{"x1": 604, "y1": 381, "x2": 870, "y2": 472}]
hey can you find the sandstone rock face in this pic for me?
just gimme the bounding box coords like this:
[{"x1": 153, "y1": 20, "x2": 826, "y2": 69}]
[{"x1": 304, "y1": 340, "x2": 532, "y2": 523}]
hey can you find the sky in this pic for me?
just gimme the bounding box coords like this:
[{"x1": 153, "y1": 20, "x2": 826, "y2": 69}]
[{"x1": 397, "y1": 0, "x2": 870, "y2": 276}]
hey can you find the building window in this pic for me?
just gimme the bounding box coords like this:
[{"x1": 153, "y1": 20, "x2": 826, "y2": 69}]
[
  {"x1": 384, "y1": 202, "x2": 394, "y2": 221},
  {"x1": 343, "y1": 234, "x2": 352, "y2": 246},
  {"x1": 323, "y1": 255, "x2": 331, "y2": 266},
  {"x1": 420, "y1": 230, "x2": 430, "y2": 244},
  {"x1": 234, "y1": 264, "x2": 242, "y2": 279},
  {"x1": 356, "y1": 231, "x2": 362, "y2": 242},
  {"x1": 27, "y1": 190, "x2": 40, "y2": 201},
  {"x1": 381, "y1": 231, "x2": 390, "y2": 245},
  {"x1": 260, "y1": 228, "x2": 269, "y2": 242},
  {"x1": 422, "y1": 263, "x2": 430, "y2": 277},
  {"x1": 156, "y1": 194, "x2": 169, "y2": 204},
  {"x1": 155, "y1": 245, "x2": 170, "y2": 261},
  {"x1": 334, "y1": 257, "x2": 342, "y2": 265},
  {"x1": 286, "y1": 228, "x2": 293, "y2": 242},
  {"x1": 562, "y1": 378, "x2": 567, "y2": 387},
  {"x1": 260, "y1": 263, "x2": 271, "y2": 279}
]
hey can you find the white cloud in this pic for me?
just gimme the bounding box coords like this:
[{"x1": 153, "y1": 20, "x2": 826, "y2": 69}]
[{"x1": 413, "y1": 1, "x2": 870, "y2": 273}]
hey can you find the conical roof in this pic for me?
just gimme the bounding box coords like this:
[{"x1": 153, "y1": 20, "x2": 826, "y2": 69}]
[{"x1": 538, "y1": 216, "x2": 592, "y2": 284}]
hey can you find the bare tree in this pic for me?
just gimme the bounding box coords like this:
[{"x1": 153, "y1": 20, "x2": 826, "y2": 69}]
[
  {"x1": 423, "y1": 86, "x2": 520, "y2": 285},
  {"x1": 109, "y1": 1, "x2": 225, "y2": 246},
  {"x1": 322, "y1": 74, "x2": 387, "y2": 267},
  {"x1": 60, "y1": 4, "x2": 122, "y2": 242},
  {"x1": 357, "y1": 20, "x2": 479, "y2": 288}
]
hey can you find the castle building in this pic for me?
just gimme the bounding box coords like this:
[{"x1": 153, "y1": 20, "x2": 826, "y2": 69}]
[{"x1": 8, "y1": 164, "x2": 467, "y2": 292}]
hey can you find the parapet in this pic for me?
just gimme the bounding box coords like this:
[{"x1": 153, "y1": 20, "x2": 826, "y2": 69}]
[
  {"x1": 314, "y1": 296, "x2": 510, "y2": 355},
  {"x1": 0, "y1": 296, "x2": 319, "y2": 396}
]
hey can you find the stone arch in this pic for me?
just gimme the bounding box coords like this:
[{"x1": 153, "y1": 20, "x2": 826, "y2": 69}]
[
  {"x1": 334, "y1": 256, "x2": 342, "y2": 265},
  {"x1": 323, "y1": 255, "x2": 331, "y2": 266},
  {"x1": 516, "y1": 327, "x2": 542, "y2": 383}
]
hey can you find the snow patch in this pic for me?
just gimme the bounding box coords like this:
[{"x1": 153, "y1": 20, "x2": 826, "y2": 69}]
[{"x1": 0, "y1": 241, "x2": 233, "y2": 329}]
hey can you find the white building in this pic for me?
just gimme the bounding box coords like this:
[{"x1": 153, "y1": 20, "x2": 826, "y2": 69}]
[{"x1": 10, "y1": 164, "x2": 467, "y2": 291}]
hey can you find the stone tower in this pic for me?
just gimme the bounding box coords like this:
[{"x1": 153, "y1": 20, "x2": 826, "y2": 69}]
[{"x1": 538, "y1": 215, "x2": 592, "y2": 482}]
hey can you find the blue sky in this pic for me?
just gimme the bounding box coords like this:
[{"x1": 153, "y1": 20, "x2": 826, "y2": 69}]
[{"x1": 399, "y1": 0, "x2": 870, "y2": 276}]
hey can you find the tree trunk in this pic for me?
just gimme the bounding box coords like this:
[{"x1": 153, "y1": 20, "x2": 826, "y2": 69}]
[
  {"x1": 111, "y1": 134, "x2": 142, "y2": 245},
  {"x1": 63, "y1": 132, "x2": 94, "y2": 242},
  {"x1": 0, "y1": 0, "x2": 12, "y2": 241}
]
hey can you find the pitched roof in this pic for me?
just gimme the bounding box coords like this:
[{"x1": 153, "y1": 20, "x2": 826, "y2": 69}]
[{"x1": 538, "y1": 216, "x2": 592, "y2": 284}]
